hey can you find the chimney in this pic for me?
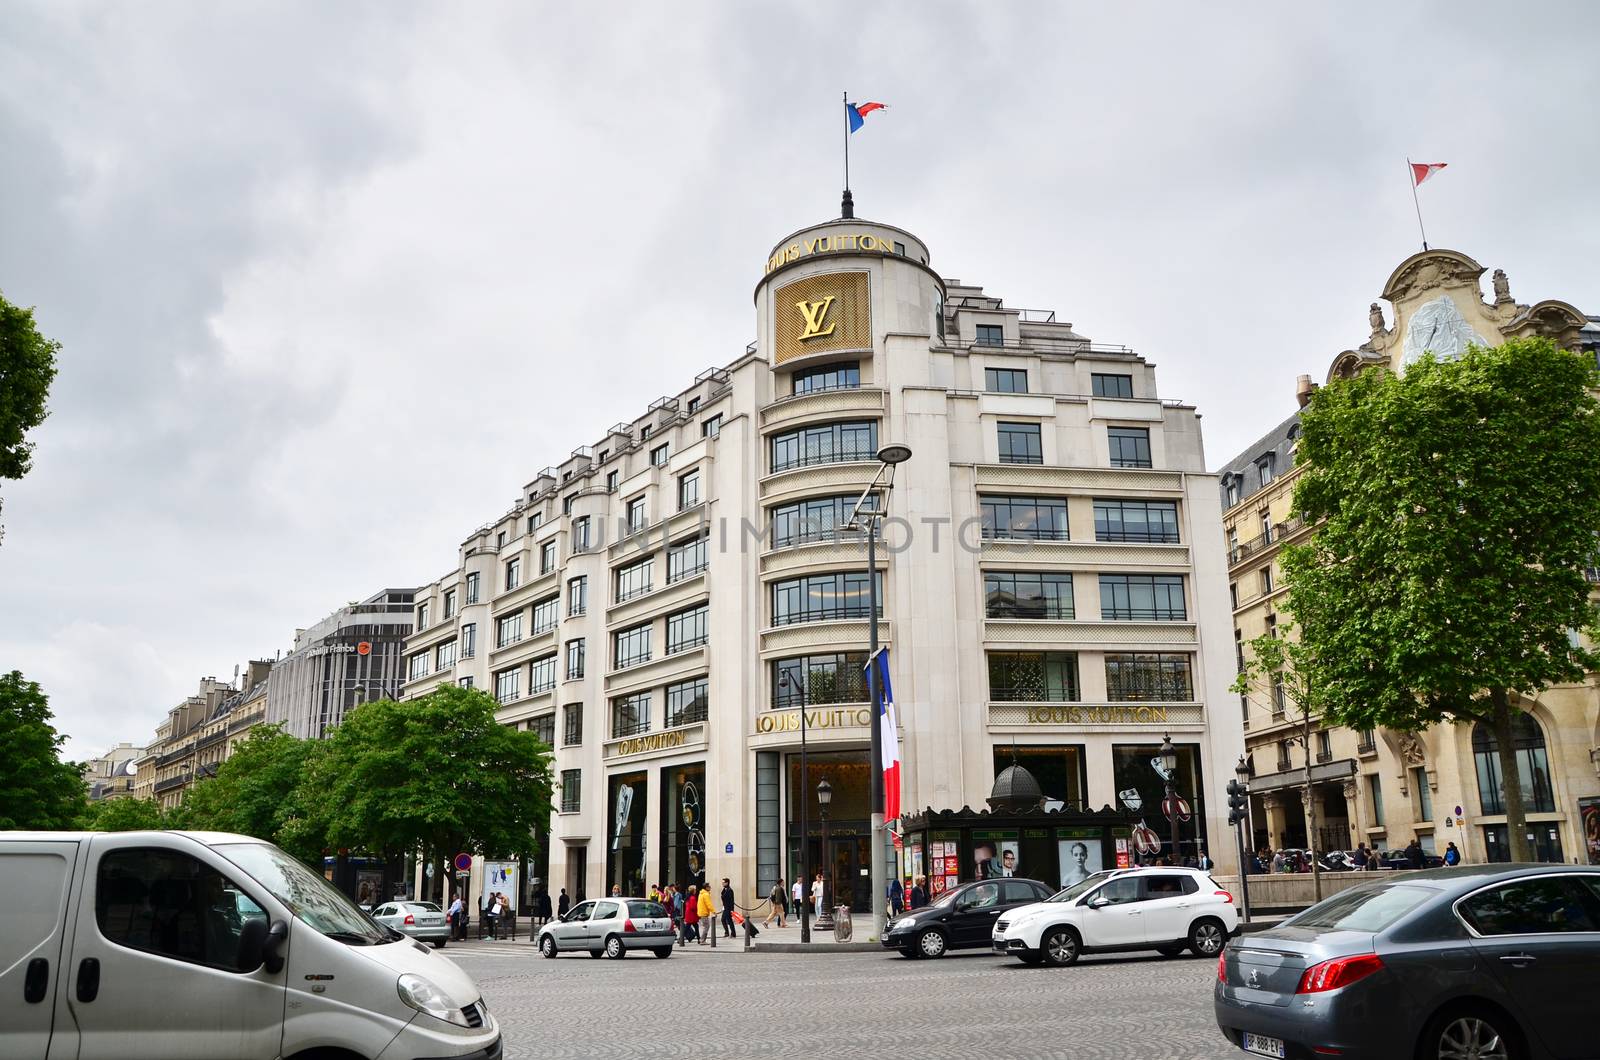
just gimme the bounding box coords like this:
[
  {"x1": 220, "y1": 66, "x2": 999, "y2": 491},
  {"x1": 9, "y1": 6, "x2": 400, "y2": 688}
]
[{"x1": 1296, "y1": 375, "x2": 1316, "y2": 409}]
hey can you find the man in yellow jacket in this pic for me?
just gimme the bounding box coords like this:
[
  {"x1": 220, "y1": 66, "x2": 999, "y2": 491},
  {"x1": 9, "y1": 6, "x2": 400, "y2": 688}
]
[{"x1": 696, "y1": 882, "x2": 717, "y2": 947}]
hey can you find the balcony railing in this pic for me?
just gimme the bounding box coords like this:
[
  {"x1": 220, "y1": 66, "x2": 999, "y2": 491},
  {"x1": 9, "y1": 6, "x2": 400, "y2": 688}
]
[
  {"x1": 770, "y1": 446, "x2": 879, "y2": 474},
  {"x1": 1230, "y1": 531, "x2": 1273, "y2": 564},
  {"x1": 153, "y1": 774, "x2": 190, "y2": 794},
  {"x1": 612, "y1": 717, "x2": 651, "y2": 739},
  {"x1": 771, "y1": 603, "x2": 878, "y2": 628}
]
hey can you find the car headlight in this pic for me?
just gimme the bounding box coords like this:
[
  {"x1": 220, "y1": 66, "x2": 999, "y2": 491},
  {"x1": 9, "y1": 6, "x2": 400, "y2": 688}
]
[
  {"x1": 397, "y1": 973, "x2": 471, "y2": 1028},
  {"x1": 888, "y1": 917, "x2": 915, "y2": 933}
]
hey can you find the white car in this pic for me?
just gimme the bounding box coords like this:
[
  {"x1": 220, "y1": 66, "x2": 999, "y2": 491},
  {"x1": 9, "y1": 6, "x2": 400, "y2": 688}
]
[
  {"x1": 537, "y1": 897, "x2": 675, "y2": 959},
  {"x1": 372, "y1": 900, "x2": 451, "y2": 947},
  {"x1": 993, "y1": 866, "x2": 1238, "y2": 966}
]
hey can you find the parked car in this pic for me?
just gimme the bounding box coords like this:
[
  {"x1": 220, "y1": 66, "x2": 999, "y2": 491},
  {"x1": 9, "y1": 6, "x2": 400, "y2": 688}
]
[
  {"x1": 0, "y1": 830, "x2": 499, "y2": 1060},
  {"x1": 372, "y1": 900, "x2": 451, "y2": 947},
  {"x1": 537, "y1": 897, "x2": 674, "y2": 958},
  {"x1": 881, "y1": 878, "x2": 1054, "y2": 958},
  {"x1": 993, "y1": 866, "x2": 1238, "y2": 966},
  {"x1": 1376, "y1": 848, "x2": 1446, "y2": 870},
  {"x1": 1215, "y1": 864, "x2": 1600, "y2": 1060}
]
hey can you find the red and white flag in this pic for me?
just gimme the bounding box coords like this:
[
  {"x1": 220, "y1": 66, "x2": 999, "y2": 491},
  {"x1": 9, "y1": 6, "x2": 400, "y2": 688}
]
[
  {"x1": 1410, "y1": 162, "x2": 1448, "y2": 187},
  {"x1": 871, "y1": 649, "x2": 901, "y2": 822}
]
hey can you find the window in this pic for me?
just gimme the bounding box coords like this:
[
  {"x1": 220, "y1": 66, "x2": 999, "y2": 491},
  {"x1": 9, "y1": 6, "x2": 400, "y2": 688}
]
[
  {"x1": 572, "y1": 516, "x2": 591, "y2": 551},
  {"x1": 793, "y1": 361, "x2": 860, "y2": 395},
  {"x1": 770, "y1": 493, "x2": 877, "y2": 547},
  {"x1": 1259, "y1": 511, "x2": 1273, "y2": 542},
  {"x1": 1317, "y1": 730, "x2": 1332, "y2": 761},
  {"x1": 606, "y1": 470, "x2": 619, "y2": 492},
  {"x1": 1091, "y1": 373, "x2": 1134, "y2": 398},
  {"x1": 1257, "y1": 454, "x2": 1276, "y2": 486},
  {"x1": 771, "y1": 652, "x2": 870, "y2": 709},
  {"x1": 626, "y1": 496, "x2": 646, "y2": 533},
  {"x1": 563, "y1": 703, "x2": 583, "y2": 746},
  {"x1": 666, "y1": 676, "x2": 708, "y2": 726},
  {"x1": 997, "y1": 421, "x2": 1043, "y2": 464},
  {"x1": 1458, "y1": 877, "x2": 1600, "y2": 936},
  {"x1": 562, "y1": 493, "x2": 577, "y2": 515},
  {"x1": 408, "y1": 651, "x2": 430, "y2": 681},
  {"x1": 1278, "y1": 740, "x2": 1293, "y2": 771},
  {"x1": 988, "y1": 652, "x2": 1080, "y2": 701},
  {"x1": 980, "y1": 495, "x2": 1068, "y2": 540},
  {"x1": 1261, "y1": 566, "x2": 1275, "y2": 594},
  {"x1": 435, "y1": 641, "x2": 456, "y2": 670},
  {"x1": 702, "y1": 415, "x2": 722, "y2": 438},
  {"x1": 496, "y1": 531, "x2": 506, "y2": 549},
  {"x1": 528, "y1": 654, "x2": 557, "y2": 694},
  {"x1": 496, "y1": 611, "x2": 523, "y2": 648},
  {"x1": 416, "y1": 601, "x2": 431, "y2": 630},
  {"x1": 1473, "y1": 714, "x2": 1555, "y2": 815},
  {"x1": 769, "y1": 420, "x2": 878, "y2": 473},
  {"x1": 984, "y1": 571, "x2": 1073, "y2": 619},
  {"x1": 460, "y1": 623, "x2": 476, "y2": 660},
  {"x1": 529, "y1": 511, "x2": 544, "y2": 531},
  {"x1": 560, "y1": 769, "x2": 581, "y2": 812},
  {"x1": 1104, "y1": 653, "x2": 1193, "y2": 701},
  {"x1": 1099, "y1": 574, "x2": 1186, "y2": 621},
  {"x1": 1225, "y1": 477, "x2": 1240, "y2": 508},
  {"x1": 640, "y1": 425, "x2": 652, "y2": 440},
  {"x1": 1411, "y1": 767, "x2": 1432, "y2": 820},
  {"x1": 650, "y1": 444, "x2": 670, "y2": 467},
  {"x1": 540, "y1": 540, "x2": 557, "y2": 574},
  {"x1": 1108, "y1": 426, "x2": 1152, "y2": 468},
  {"x1": 678, "y1": 468, "x2": 701, "y2": 510},
  {"x1": 613, "y1": 623, "x2": 652, "y2": 669},
  {"x1": 530, "y1": 713, "x2": 555, "y2": 746},
  {"x1": 612, "y1": 692, "x2": 651, "y2": 738},
  {"x1": 984, "y1": 367, "x2": 1028, "y2": 393},
  {"x1": 565, "y1": 638, "x2": 585, "y2": 680},
  {"x1": 975, "y1": 323, "x2": 1004, "y2": 347},
  {"x1": 597, "y1": 449, "x2": 609, "y2": 464},
  {"x1": 666, "y1": 604, "x2": 709, "y2": 654},
  {"x1": 668, "y1": 534, "x2": 708, "y2": 583},
  {"x1": 504, "y1": 557, "x2": 521, "y2": 592},
  {"x1": 1094, "y1": 499, "x2": 1180, "y2": 543},
  {"x1": 771, "y1": 571, "x2": 881, "y2": 625},
  {"x1": 615, "y1": 557, "x2": 653, "y2": 602},
  {"x1": 96, "y1": 849, "x2": 266, "y2": 971},
  {"x1": 1235, "y1": 630, "x2": 1245, "y2": 673},
  {"x1": 531, "y1": 594, "x2": 559, "y2": 634},
  {"x1": 495, "y1": 667, "x2": 520, "y2": 704},
  {"x1": 567, "y1": 575, "x2": 587, "y2": 617},
  {"x1": 465, "y1": 571, "x2": 480, "y2": 604},
  {"x1": 1368, "y1": 774, "x2": 1385, "y2": 823},
  {"x1": 442, "y1": 589, "x2": 456, "y2": 620},
  {"x1": 687, "y1": 396, "x2": 701, "y2": 413}
]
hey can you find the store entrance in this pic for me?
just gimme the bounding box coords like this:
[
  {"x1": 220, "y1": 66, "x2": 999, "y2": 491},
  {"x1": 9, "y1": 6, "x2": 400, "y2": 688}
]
[{"x1": 794, "y1": 832, "x2": 870, "y2": 914}]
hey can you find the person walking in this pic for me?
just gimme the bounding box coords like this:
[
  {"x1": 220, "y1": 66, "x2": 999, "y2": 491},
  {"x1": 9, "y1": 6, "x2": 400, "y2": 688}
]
[
  {"x1": 791, "y1": 876, "x2": 804, "y2": 920},
  {"x1": 684, "y1": 885, "x2": 701, "y2": 944},
  {"x1": 537, "y1": 889, "x2": 552, "y2": 927},
  {"x1": 557, "y1": 888, "x2": 570, "y2": 917},
  {"x1": 887, "y1": 876, "x2": 904, "y2": 918},
  {"x1": 765, "y1": 878, "x2": 787, "y2": 928},
  {"x1": 697, "y1": 881, "x2": 717, "y2": 946},
  {"x1": 673, "y1": 886, "x2": 690, "y2": 945},
  {"x1": 910, "y1": 875, "x2": 927, "y2": 911},
  {"x1": 447, "y1": 892, "x2": 465, "y2": 941},
  {"x1": 812, "y1": 871, "x2": 827, "y2": 920},
  {"x1": 1405, "y1": 836, "x2": 1425, "y2": 870},
  {"x1": 719, "y1": 877, "x2": 736, "y2": 938},
  {"x1": 1444, "y1": 841, "x2": 1462, "y2": 866}
]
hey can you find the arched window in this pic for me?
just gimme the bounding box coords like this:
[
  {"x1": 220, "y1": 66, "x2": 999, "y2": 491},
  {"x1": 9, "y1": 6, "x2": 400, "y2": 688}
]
[{"x1": 1473, "y1": 713, "x2": 1555, "y2": 815}]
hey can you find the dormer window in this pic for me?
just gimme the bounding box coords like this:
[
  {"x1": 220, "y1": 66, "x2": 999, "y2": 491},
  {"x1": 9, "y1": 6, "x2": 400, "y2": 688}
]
[
  {"x1": 1257, "y1": 454, "x2": 1276, "y2": 487},
  {"x1": 1224, "y1": 475, "x2": 1240, "y2": 508}
]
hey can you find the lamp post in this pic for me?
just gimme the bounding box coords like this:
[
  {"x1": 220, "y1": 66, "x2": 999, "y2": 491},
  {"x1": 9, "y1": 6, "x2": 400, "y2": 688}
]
[
  {"x1": 1160, "y1": 733, "x2": 1180, "y2": 863},
  {"x1": 1233, "y1": 756, "x2": 1253, "y2": 923},
  {"x1": 816, "y1": 778, "x2": 834, "y2": 930},
  {"x1": 845, "y1": 441, "x2": 912, "y2": 942},
  {"x1": 778, "y1": 669, "x2": 811, "y2": 943}
]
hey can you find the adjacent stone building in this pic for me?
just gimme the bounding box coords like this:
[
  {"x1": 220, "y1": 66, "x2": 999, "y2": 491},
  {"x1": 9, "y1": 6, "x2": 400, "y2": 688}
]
[
  {"x1": 265, "y1": 588, "x2": 415, "y2": 740},
  {"x1": 84, "y1": 742, "x2": 145, "y2": 801}
]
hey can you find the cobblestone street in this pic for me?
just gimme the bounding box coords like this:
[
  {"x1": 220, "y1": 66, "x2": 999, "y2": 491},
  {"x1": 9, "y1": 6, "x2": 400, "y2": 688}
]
[{"x1": 442, "y1": 937, "x2": 1249, "y2": 1059}]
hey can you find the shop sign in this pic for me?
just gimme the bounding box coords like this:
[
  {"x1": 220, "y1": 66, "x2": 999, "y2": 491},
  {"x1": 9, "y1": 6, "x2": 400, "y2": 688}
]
[
  {"x1": 613, "y1": 729, "x2": 689, "y2": 757},
  {"x1": 755, "y1": 707, "x2": 871, "y2": 734},
  {"x1": 765, "y1": 231, "x2": 899, "y2": 275},
  {"x1": 1025, "y1": 705, "x2": 1170, "y2": 725}
]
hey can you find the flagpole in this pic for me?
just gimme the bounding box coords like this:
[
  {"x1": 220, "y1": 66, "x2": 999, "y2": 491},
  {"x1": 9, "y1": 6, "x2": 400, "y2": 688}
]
[
  {"x1": 1406, "y1": 157, "x2": 1429, "y2": 252},
  {"x1": 843, "y1": 90, "x2": 850, "y2": 193}
]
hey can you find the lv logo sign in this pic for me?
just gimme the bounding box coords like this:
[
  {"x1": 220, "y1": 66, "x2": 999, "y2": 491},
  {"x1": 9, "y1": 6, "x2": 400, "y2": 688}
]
[{"x1": 796, "y1": 296, "x2": 837, "y2": 341}]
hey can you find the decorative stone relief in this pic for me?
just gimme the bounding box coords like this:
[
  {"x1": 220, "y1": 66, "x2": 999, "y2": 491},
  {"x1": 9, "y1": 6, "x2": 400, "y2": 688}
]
[
  {"x1": 1398, "y1": 732, "x2": 1427, "y2": 765},
  {"x1": 1401, "y1": 295, "x2": 1488, "y2": 367}
]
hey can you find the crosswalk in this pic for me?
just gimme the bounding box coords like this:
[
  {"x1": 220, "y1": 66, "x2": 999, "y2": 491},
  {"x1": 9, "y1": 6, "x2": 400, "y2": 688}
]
[{"x1": 445, "y1": 940, "x2": 539, "y2": 958}]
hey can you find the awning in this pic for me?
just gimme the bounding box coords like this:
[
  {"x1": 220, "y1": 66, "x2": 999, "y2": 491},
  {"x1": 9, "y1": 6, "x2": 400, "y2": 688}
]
[{"x1": 1248, "y1": 758, "x2": 1357, "y2": 795}]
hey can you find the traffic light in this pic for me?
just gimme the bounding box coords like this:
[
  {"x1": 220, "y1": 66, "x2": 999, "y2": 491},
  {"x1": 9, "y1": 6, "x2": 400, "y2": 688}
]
[{"x1": 1226, "y1": 779, "x2": 1249, "y2": 826}]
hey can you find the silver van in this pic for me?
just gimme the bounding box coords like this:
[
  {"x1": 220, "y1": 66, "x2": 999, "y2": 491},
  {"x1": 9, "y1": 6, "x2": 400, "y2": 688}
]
[{"x1": 0, "y1": 830, "x2": 501, "y2": 1060}]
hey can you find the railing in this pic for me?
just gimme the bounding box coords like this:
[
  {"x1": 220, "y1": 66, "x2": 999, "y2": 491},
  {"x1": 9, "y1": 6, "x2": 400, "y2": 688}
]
[
  {"x1": 1015, "y1": 308, "x2": 1058, "y2": 323},
  {"x1": 156, "y1": 745, "x2": 195, "y2": 768},
  {"x1": 772, "y1": 690, "x2": 867, "y2": 712},
  {"x1": 981, "y1": 527, "x2": 1070, "y2": 542},
  {"x1": 1095, "y1": 529, "x2": 1182, "y2": 544},
  {"x1": 770, "y1": 447, "x2": 879, "y2": 474},
  {"x1": 1101, "y1": 607, "x2": 1188, "y2": 622},
  {"x1": 772, "y1": 603, "x2": 878, "y2": 628},
  {"x1": 1230, "y1": 531, "x2": 1273, "y2": 564},
  {"x1": 666, "y1": 702, "x2": 708, "y2": 727},
  {"x1": 615, "y1": 582, "x2": 653, "y2": 604},
  {"x1": 988, "y1": 687, "x2": 1082, "y2": 703},
  {"x1": 1109, "y1": 455, "x2": 1154, "y2": 469},
  {"x1": 1356, "y1": 733, "x2": 1376, "y2": 754},
  {"x1": 153, "y1": 774, "x2": 190, "y2": 794},
  {"x1": 195, "y1": 729, "x2": 228, "y2": 750},
  {"x1": 612, "y1": 717, "x2": 651, "y2": 739},
  {"x1": 1316, "y1": 750, "x2": 1333, "y2": 764},
  {"x1": 666, "y1": 634, "x2": 709, "y2": 655},
  {"x1": 1277, "y1": 515, "x2": 1310, "y2": 537}
]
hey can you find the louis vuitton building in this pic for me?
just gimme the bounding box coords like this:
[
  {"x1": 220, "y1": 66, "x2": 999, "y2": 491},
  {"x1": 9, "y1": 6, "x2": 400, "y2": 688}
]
[{"x1": 402, "y1": 206, "x2": 1244, "y2": 908}]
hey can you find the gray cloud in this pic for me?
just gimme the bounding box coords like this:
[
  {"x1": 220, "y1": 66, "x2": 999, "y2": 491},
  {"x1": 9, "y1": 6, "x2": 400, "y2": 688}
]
[{"x1": 2, "y1": 1, "x2": 1597, "y2": 759}]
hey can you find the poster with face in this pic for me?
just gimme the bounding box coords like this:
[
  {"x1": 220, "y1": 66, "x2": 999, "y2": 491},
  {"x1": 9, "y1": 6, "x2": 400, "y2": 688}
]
[
  {"x1": 973, "y1": 841, "x2": 999, "y2": 880},
  {"x1": 1058, "y1": 838, "x2": 1103, "y2": 887},
  {"x1": 1581, "y1": 798, "x2": 1600, "y2": 866},
  {"x1": 999, "y1": 841, "x2": 1020, "y2": 878}
]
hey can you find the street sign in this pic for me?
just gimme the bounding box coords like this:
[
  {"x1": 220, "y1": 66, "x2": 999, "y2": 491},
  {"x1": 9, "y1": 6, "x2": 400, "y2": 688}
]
[
  {"x1": 1454, "y1": 805, "x2": 1464, "y2": 817},
  {"x1": 453, "y1": 852, "x2": 473, "y2": 872}
]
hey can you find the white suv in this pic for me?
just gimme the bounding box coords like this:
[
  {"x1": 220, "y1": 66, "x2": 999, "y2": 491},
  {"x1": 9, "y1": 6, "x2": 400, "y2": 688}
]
[{"x1": 993, "y1": 867, "x2": 1238, "y2": 966}]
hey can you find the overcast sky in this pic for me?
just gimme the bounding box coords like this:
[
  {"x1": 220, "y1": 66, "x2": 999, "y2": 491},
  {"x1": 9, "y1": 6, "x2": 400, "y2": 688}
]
[{"x1": 4, "y1": 2, "x2": 1598, "y2": 761}]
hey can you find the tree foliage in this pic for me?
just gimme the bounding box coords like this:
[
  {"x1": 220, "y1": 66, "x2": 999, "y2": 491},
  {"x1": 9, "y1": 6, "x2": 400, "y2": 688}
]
[
  {"x1": 0, "y1": 291, "x2": 61, "y2": 541},
  {"x1": 0, "y1": 671, "x2": 89, "y2": 829},
  {"x1": 1284, "y1": 338, "x2": 1600, "y2": 859},
  {"x1": 84, "y1": 796, "x2": 169, "y2": 831},
  {"x1": 170, "y1": 726, "x2": 329, "y2": 861}
]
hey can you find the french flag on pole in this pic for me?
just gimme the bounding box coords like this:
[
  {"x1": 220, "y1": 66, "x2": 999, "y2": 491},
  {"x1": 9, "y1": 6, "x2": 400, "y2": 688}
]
[
  {"x1": 848, "y1": 100, "x2": 887, "y2": 133},
  {"x1": 872, "y1": 649, "x2": 901, "y2": 822}
]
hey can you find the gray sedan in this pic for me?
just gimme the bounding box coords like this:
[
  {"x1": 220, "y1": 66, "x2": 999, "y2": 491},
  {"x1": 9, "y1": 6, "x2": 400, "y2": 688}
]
[
  {"x1": 538, "y1": 898, "x2": 675, "y2": 959},
  {"x1": 371, "y1": 900, "x2": 451, "y2": 947},
  {"x1": 1215, "y1": 864, "x2": 1600, "y2": 1059}
]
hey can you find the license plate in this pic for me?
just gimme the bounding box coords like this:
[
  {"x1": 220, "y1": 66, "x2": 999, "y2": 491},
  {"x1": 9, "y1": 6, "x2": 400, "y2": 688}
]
[{"x1": 1243, "y1": 1033, "x2": 1285, "y2": 1058}]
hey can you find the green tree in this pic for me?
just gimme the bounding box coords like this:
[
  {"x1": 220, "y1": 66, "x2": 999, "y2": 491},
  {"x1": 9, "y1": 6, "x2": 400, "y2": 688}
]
[
  {"x1": 0, "y1": 671, "x2": 89, "y2": 829},
  {"x1": 84, "y1": 796, "x2": 168, "y2": 831},
  {"x1": 1284, "y1": 338, "x2": 1600, "y2": 860},
  {"x1": 320, "y1": 685, "x2": 552, "y2": 898},
  {"x1": 0, "y1": 292, "x2": 61, "y2": 542},
  {"x1": 171, "y1": 726, "x2": 329, "y2": 861}
]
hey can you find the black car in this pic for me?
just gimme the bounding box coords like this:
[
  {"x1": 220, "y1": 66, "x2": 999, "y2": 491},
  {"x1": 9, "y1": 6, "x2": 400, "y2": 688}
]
[
  {"x1": 1215, "y1": 864, "x2": 1600, "y2": 1060},
  {"x1": 882, "y1": 878, "x2": 1054, "y2": 958}
]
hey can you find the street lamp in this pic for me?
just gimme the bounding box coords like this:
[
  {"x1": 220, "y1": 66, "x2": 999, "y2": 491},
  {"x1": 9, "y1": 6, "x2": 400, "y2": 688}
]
[
  {"x1": 778, "y1": 669, "x2": 811, "y2": 943},
  {"x1": 1160, "y1": 733, "x2": 1180, "y2": 864},
  {"x1": 815, "y1": 778, "x2": 834, "y2": 930},
  {"x1": 843, "y1": 441, "x2": 912, "y2": 942}
]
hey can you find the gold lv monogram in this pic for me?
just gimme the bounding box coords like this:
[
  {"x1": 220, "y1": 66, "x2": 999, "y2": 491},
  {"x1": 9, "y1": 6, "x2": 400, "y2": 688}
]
[{"x1": 796, "y1": 296, "x2": 837, "y2": 341}]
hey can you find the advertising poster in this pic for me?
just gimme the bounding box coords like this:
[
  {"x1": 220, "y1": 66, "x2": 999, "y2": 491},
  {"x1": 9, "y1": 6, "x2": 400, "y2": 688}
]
[
  {"x1": 1056, "y1": 828, "x2": 1104, "y2": 887},
  {"x1": 972, "y1": 829, "x2": 1020, "y2": 879},
  {"x1": 933, "y1": 831, "x2": 961, "y2": 895},
  {"x1": 484, "y1": 861, "x2": 518, "y2": 907},
  {"x1": 1581, "y1": 798, "x2": 1600, "y2": 866}
]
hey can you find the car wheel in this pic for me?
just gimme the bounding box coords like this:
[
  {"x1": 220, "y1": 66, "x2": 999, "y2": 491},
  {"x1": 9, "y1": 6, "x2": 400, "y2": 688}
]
[
  {"x1": 588, "y1": 947, "x2": 604, "y2": 958},
  {"x1": 916, "y1": 929, "x2": 947, "y2": 959},
  {"x1": 652, "y1": 947, "x2": 672, "y2": 958},
  {"x1": 539, "y1": 936, "x2": 558, "y2": 958},
  {"x1": 431, "y1": 939, "x2": 447, "y2": 949},
  {"x1": 605, "y1": 935, "x2": 625, "y2": 959},
  {"x1": 1041, "y1": 927, "x2": 1080, "y2": 967},
  {"x1": 1017, "y1": 952, "x2": 1044, "y2": 966},
  {"x1": 1426, "y1": 1008, "x2": 1519, "y2": 1060},
  {"x1": 1156, "y1": 944, "x2": 1185, "y2": 958},
  {"x1": 899, "y1": 949, "x2": 918, "y2": 959},
  {"x1": 1188, "y1": 918, "x2": 1226, "y2": 957}
]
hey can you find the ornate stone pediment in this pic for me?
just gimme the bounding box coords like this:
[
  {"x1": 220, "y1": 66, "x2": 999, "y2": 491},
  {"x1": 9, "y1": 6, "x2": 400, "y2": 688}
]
[
  {"x1": 1381, "y1": 249, "x2": 1486, "y2": 304},
  {"x1": 1505, "y1": 299, "x2": 1588, "y2": 346}
]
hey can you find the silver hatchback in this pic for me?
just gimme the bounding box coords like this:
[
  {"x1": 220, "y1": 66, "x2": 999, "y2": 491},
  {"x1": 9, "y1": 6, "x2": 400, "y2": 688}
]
[
  {"x1": 371, "y1": 900, "x2": 451, "y2": 947},
  {"x1": 538, "y1": 898, "x2": 675, "y2": 959}
]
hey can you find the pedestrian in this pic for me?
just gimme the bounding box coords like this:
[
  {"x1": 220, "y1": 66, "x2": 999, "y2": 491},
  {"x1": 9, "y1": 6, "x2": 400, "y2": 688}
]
[
  {"x1": 557, "y1": 888, "x2": 570, "y2": 917},
  {"x1": 887, "y1": 876, "x2": 904, "y2": 917},
  {"x1": 1270, "y1": 849, "x2": 1286, "y2": 873},
  {"x1": 537, "y1": 889, "x2": 552, "y2": 926},
  {"x1": 790, "y1": 876, "x2": 804, "y2": 920},
  {"x1": 910, "y1": 875, "x2": 927, "y2": 910},
  {"x1": 684, "y1": 885, "x2": 701, "y2": 944},
  {"x1": 447, "y1": 892, "x2": 465, "y2": 941},
  {"x1": 611, "y1": 884, "x2": 621, "y2": 899},
  {"x1": 812, "y1": 872, "x2": 828, "y2": 920},
  {"x1": 765, "y1": 878, "x2": 786, "y2": 928},
  {"x1": 673, "y1": 886, "x2": 689, "y2": 944},
  {"x1": 1444, "y1": 841, "x2": 1461, "y2": 867},
  {"x1": 719, "y1": 877, "x2": 736, "y2": 938},
  {"x1": 697, "y1": 881, "x2": 717, "y2": 946},
  {"x1": 1365, "y1": 848, "x2": 1380, "y2": 871},
  {"x1": 1405, "y1": 836, "x2": 1424, "y2": 870}
]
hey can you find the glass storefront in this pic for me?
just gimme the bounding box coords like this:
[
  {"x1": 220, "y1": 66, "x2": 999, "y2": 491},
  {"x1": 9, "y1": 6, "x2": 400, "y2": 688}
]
[
  {"x1": 902, "y1": 813, "x2": 1129, "y2": 897},
  {"x1": 606, "y1": 770, "x2": 648, "y2": 897},
  {"x1": 992, "y1": 746, "x2": 1086, "y2": 809},
  {"x1": 787, "y1": 750, "x2": 872, "y2": 912},
  {"x1": 659, "y1": 762, "x2": 707, "y2": 892},
  {"x1": 1111, "y1": 742, "x2": 1207, "y2": 864},
  {"x1": 1482, "y1": 822, "x2": 1565, "y2": 864}
]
